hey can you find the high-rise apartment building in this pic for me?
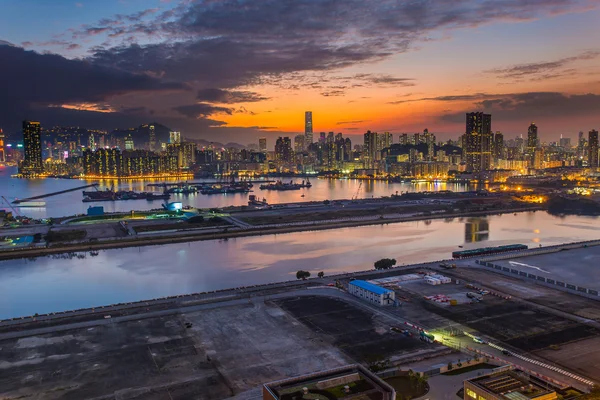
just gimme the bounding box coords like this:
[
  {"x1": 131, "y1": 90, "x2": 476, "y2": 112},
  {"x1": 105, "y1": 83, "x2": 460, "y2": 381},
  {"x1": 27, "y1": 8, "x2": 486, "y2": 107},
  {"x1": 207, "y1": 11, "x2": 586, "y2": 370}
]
[
  {"x1": 148, "y1": 124, "x2": 157, "y2": 151},
  {"x1": 422, "y1": 129, "x2": 435, "y2": 161},
  {"x1": 377, "y1": 132, "x2": 393, "y2": 154},
  {"x1": 559, "y1": 135, "x2": 571, "y2": 149},
  {"x1": 0, "y1": 129, "x2": 5, "y2": 163},
  {"x1": 527, "y1": 123, "x2": 538, "y2": 153},
  {"x1": 294, "y1": 134, "x2": 305, "y2": 153},
  {"x1": 169, "y1": 131, "x2": 181, "y2": 144},
  {"x1": 493, "y1": 132, "x2": 504, "y2": 160},
  {"x1": 258, "y1": 137, "x2": 267, "y2": 152},
  {"x1": 589, "y1": 129, "x2": 599, "y2": 168},
  {"x1": 399, "y1": 133, "x2": 409, "y2": 145},
  {"x1": 125, "y1": 134, "x2": 135, "y2": 150},
  {"x1": 363, "y1": 130, "x2": 378, "y2": 168},
  {"x1": 464, "y1": 112, "x2": 492, "y2": 173},
  {"x1": 21, "y1": 120, "x2": 43, "y2": 175},
  {"x1": 275, "y1": 136, "x2": 293, "y2": 164},
  {"x1": 304, "y1": 111, "x2": 313, "y2": 145}
]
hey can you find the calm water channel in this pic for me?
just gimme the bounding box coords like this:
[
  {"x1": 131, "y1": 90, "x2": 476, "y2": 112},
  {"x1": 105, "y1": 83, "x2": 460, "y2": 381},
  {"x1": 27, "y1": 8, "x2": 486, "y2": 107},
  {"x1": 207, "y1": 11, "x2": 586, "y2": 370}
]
[
  {"x1": 1, "y1": 211, "x2": 599, "y2": 318},
  {"x1": 0, "y1": 166, "x2": 468, "y2": 218}
]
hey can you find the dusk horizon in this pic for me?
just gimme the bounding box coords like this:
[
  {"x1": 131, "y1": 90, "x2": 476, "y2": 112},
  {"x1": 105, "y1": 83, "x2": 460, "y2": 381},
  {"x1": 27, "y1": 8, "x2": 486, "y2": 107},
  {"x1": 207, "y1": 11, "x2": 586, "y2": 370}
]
[{"x1": 1, "y1": 0, "x2": 600, "y2": 143}]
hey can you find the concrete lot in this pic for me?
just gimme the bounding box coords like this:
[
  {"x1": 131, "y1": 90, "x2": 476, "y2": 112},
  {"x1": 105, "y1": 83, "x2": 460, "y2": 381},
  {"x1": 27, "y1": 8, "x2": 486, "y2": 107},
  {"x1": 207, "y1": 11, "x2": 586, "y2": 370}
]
[
  {"x1": 494, "y1": 245, "x2": 600, "y2": 292},
  {"x1": 275, "y1": 296, "x2": 430, "y2": 362},
  {"x1": 0, "y1": 300, "x2": 349, "y2": 399},
  {"x1": 536, "y1": 336, "x2": 600, "y2": 380}
]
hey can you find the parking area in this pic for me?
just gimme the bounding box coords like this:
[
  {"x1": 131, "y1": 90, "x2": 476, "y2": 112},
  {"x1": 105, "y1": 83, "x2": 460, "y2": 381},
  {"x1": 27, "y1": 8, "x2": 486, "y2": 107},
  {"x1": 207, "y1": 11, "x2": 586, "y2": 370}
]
[{"x1": 492, "y1": 245, "x2": 600, "y2": 296}]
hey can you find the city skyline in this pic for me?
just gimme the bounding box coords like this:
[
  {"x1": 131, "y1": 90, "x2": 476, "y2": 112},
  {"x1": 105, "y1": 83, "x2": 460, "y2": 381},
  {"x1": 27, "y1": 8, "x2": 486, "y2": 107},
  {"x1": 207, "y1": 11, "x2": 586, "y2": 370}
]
[{"x1": 1, "y1": 1, "x2": 600, "y2": 144}]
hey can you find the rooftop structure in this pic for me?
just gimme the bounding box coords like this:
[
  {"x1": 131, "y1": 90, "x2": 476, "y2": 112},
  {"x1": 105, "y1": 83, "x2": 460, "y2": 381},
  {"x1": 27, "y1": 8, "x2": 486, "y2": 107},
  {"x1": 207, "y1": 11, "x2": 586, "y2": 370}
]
[
  {"x1": 464, "y1": 367, "x2": 557, "y2": 400},
  {"x1": 263, "y1": 364, "x2": 396, "y2": 400},
  {"x1": 348, "y1": 280, "x2": 396, "y2": 306}
]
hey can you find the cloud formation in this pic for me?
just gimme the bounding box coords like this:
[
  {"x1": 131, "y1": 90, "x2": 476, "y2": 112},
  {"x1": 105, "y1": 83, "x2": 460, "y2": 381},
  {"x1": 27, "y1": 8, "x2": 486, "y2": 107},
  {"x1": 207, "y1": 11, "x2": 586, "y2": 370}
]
[
  {"x1": 485, "y1": 51, "x2": 600, "y2": 81},
  {"x1": 196, "y1": 88, "x2": 269, "y2": 103}
]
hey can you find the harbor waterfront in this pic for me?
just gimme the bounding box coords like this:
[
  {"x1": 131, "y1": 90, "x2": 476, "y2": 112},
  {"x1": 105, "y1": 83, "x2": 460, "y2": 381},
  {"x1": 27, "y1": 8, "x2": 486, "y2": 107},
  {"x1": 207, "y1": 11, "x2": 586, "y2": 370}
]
[
  {"x1": 0, "y1": 166, "x2": 469, "y2": 218},
  {"x1": 0, "y1": 210, "x2": 599, "y2": 319}
]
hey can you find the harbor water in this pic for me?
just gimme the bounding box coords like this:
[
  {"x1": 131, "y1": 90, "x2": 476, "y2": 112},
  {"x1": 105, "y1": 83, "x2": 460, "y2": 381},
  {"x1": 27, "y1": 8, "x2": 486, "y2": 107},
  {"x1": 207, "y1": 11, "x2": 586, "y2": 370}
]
[{"x1": 0, "y1": 211, "x2": 599, "y2": 318}]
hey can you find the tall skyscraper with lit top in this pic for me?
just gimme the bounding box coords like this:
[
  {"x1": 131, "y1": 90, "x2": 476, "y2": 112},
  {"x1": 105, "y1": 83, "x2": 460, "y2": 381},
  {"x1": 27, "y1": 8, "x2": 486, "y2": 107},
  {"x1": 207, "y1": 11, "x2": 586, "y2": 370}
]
[
  {"x1": 20, "y1": 120, "x2": 43, "y2": 175},
  {"x1": 304, "y1": 111, "x2": 313, "y2": 145}
]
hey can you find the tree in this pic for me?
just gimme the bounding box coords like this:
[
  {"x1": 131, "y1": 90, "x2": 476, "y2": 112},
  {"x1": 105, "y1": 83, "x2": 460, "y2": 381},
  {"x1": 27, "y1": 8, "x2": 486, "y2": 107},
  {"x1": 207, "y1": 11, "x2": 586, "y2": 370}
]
[
  {"x1": 296, "y1": 270, "x2": 311, "y2": 280},
  {"x1": 317, "y1": 271, "x2": 324, "y2": 278},
  {"x1": 374, "y1": 258, "x2": 397, "y2": 270}
]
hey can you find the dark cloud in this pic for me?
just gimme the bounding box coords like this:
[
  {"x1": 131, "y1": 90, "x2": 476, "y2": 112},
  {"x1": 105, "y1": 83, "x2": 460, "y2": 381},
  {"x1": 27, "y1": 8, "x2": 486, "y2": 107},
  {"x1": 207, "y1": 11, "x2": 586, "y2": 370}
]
[
  {"x1": 172, "y1": 103, "x2": 233, "y2": 118},
  {"x1": 196, "y1": 88, "x2": 269, "y2": 103},
  {"x1": 320, "y1": 90, "x2": 346, "y2": 97},
  {"x1": 2, "y1": 0, "x2": 597, "y2": 141},
  {"x1": 485, "y1": 51, "x2": 600, "y2": 80},
  {"x1": 0, "y1": 44, "x2": 183, "y2": 128},
  {"x1": 439, "y1": 92, "x2": 600, "y2": 122},
  {"x1": 388, "y1": 93, "x2": 489, "y2": 104},
  {"x1": 336, "y1": 120, "x2": 367, "y2": 125}
]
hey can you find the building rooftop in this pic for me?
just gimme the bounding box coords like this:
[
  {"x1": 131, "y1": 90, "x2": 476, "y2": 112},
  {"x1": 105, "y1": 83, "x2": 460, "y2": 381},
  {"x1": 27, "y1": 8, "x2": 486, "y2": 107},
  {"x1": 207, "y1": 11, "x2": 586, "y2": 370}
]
[
  {"x1": 264, "y1": 364, "x2": 395, "y2": 400},
  {"x1": 467, "y1": 368, "x2": 556, "y2": 400},
  {"x1": 350, "y1": 280, "x2": 393, "y2": 295}
]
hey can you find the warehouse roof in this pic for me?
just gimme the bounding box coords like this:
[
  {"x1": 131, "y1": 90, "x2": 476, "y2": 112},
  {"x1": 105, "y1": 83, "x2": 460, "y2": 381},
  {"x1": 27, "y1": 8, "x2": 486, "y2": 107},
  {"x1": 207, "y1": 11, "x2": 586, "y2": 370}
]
[{"x1": 350, "y1": 280, "x2": 392, "y2": 295}]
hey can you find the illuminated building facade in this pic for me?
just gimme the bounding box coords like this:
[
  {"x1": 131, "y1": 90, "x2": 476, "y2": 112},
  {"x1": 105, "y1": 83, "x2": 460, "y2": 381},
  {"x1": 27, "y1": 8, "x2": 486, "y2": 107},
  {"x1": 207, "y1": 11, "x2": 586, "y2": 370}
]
[
  {"x1": 363, "y1": 130, "x2": 378, "y2": 168},
  {"x1": 20, "y1": 120, "x2": 44, "y2": 175},
  {"x1": 464, "y1": 112, "x2": 492, "y2": 173},
  {"x1": 169, "y1": 131, "x2": 181, "y2": 144},
  {"x1": 304, "y1": 111, "x2": 313, "y2": 146},
  {"x1": 259, "y1": 137, "x2": 267, "y2": 152},
  {"x1": 589, "y1": 129, "x2": 599, "y2": 168}
]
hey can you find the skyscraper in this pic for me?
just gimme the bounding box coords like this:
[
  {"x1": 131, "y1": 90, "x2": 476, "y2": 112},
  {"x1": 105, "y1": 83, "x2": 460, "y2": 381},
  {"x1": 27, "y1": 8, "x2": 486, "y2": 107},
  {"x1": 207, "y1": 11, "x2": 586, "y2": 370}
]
[
  {"x1": 422, "y1": 129, "x2": 435, "y2": 161},
  {"x1": 0, "y1": 129, "x2": 5, "y2": 163},
  {"x1": 21, "y1": 120, "x2": 43, "y2": 175},
  {"x1": 259, "y1": 137, "x2": 267, "y2": 152},
  {"x1": 148, "y1": 124, "x2": 157, "y2": 151},
  {"x1": 589, "y1": 129, "x2": 599, "y2": 168},
  {"x1": 275, "y1": 137, "x2": 293, "y2": 165},
  {"x1": 464, "y1": 112, "x2": 492, "y2": 173},
  {"x1": 304, "y1": 111, "x2": 313, "y2": 145},
  {"x1": 169, "y1": 131, "x2": 181, "y2": 144},
  {"x1": 493, "y1": 132, "x2": 504, "y2": 160},
  {"x1": 88, "y1": 133, "x2": 96, "y2": 151},
  {"x1": 527, "y1": 123, "x2": 538, "y2": 153},
  {"x1": 294, "y1": 134, "x2": 305, "y2": 153},
  {"x1": 363, "y1": 130, "x2": 378, "y2": 168},
  {"x1": 125, "y1": 134, "x2": 135, "y2": 150}
]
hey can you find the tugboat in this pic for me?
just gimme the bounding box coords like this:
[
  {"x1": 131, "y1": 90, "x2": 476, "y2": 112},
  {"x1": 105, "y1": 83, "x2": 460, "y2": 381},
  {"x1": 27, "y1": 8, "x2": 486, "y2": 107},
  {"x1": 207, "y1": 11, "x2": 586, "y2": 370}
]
[{"x1": 248, "y1": 194, "x2": 268, "y2": 206}]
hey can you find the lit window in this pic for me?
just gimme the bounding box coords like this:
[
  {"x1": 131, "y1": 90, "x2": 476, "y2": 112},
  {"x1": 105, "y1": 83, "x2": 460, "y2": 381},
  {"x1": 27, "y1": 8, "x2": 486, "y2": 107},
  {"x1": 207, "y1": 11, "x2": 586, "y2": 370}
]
[{"x1": 466, "y1": 388, "x2": 477, "y2": 399}]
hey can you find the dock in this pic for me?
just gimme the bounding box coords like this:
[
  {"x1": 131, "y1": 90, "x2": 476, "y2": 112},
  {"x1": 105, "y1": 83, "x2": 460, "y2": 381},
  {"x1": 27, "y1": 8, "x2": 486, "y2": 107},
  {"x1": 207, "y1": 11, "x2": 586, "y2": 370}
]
[{"x1": 12, "y1": 183, "x2": 100, "y2": 204}]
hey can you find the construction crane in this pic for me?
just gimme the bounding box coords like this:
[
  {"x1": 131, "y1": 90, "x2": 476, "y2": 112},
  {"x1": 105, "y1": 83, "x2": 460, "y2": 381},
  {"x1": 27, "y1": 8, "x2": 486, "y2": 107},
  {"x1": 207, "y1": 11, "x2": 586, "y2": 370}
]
[
  {"x1": 352, "y1": 181, "x2": 362, "y2": 200},
  {"x1": 1, "y1": 196, "x2": 21, "y2": 217}
]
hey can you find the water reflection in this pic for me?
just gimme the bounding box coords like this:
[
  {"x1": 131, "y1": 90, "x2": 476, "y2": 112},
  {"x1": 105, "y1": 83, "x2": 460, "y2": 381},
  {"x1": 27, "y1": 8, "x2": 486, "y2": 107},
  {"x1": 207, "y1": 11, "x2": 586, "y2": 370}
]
[
  {"x1": 0, "y1": 212, "x2": 599, "y2": 318},
  {"x1": 464, "y1": 218, "x2": 490, "y2": 243}
]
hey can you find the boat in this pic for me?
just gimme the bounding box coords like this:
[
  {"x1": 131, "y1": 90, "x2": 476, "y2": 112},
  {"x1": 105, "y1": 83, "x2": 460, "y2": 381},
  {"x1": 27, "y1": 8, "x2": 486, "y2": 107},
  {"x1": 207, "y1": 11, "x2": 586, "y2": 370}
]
[
  {"x1": 146, "y1": 193, "x2": 171, "y2": 201},
  {"x1": 15, "y1": 201, "x2": 46, "y2": 207},
  {"x1": 248, "y1": 195, "x2": 268, "y2": 206},
  {"x1": 260, "y1": 179, "x2": 312, "y2": 191},
  {"x1": 166, "y1": 185, "x2": 198, "y2": 194},
  {"x1": 200, "y1": 182, "x2": 252, "y2": 195}
]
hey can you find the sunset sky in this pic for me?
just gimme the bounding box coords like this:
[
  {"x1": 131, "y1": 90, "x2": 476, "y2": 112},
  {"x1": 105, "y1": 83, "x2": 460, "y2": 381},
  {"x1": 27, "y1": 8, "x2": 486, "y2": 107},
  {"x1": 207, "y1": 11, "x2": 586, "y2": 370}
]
[{"x1": 1, "y1": 0, "x2": 600, "y2": 145}]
